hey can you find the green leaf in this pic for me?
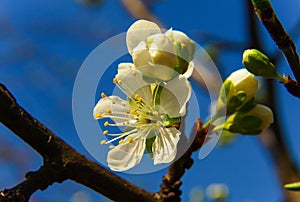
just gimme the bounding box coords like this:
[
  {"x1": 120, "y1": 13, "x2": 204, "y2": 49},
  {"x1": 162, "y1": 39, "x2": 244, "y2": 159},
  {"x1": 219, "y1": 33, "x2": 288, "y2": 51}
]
[
  {"x1": 145, "y1": 131, "x2": 156, "y2": 158},
  {"x1": 284, "y1": 182, "x2": 300, "y2": 191}
]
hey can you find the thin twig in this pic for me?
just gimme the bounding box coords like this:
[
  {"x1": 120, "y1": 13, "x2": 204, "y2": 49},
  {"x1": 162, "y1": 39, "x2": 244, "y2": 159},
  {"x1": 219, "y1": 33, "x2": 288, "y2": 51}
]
[
  {"x1": 251, "y1": 0, "x2": 300, "y2": 83},
  {"x1": 157, "y1": 119, "x2": 209, "y2": 202},
  {"x1": 247, "y1": 1, "x2": 300, "y2": 201},
  {"x1": 0, "y1": 84, "x2": 156, "y2": 202}
]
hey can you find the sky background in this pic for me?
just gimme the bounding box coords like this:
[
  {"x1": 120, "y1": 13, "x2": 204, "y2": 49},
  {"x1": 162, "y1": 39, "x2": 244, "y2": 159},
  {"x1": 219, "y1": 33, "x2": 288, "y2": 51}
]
[{"x1": 1, "y1": 0, "x2": 300, "y2": 201}]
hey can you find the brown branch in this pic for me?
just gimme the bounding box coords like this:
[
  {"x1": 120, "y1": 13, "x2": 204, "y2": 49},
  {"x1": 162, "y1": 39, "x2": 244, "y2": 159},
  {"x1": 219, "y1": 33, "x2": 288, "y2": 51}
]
[
  {"x1": 247, "y1": 1, "x2": 300, "y2": 201},
  {"x1": 0, "y1": 83, "x2": 156, "y2": 202},
  {"x1": 120, "y1": 0, "x2": 163, "y2": 27},
  {"x1": 157, "y1": 119, "x2": 209, "y2": 202},
  {"x1": 251, "y1": 0, "x2": 300, "y2": 83}
]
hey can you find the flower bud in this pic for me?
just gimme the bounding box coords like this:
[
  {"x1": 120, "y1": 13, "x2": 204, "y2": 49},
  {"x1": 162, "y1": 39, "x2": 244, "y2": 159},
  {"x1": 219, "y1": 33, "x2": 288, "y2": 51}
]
[
  {"x1": 216, "y1": 69, "x2": 258, "y2": 114},
  {"x1": 224, "y1": 104, "x2": 274, "y2": 135},
  {"x1": 242, "y1": 49, "x2": 285, "y2": 82}
]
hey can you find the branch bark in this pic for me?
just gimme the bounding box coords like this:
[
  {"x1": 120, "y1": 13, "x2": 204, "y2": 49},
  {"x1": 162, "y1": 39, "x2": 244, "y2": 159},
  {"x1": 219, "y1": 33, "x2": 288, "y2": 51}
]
[
  {"x1": 251, "y1": 0, "x2": 300, "y2": 83},
  {"x1": 247, "y1": 1, "x2": 300, "y2": 201},
  {"x1": 157, "y1": 119, "x2": 209, "y2": 202},
  {"x1": 0, "y1": 84, "x2": 156, "y2": 202}
]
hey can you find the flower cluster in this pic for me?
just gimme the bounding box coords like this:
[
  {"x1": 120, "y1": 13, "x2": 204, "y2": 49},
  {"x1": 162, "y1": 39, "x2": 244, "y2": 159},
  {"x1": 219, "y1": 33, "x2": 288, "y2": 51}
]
[
  {"x1": 214, "y1": 69, "x2": 274, "y2": 136},
  {"x1": 93, "y1": 20, "x2": 196, "y2": 171}
]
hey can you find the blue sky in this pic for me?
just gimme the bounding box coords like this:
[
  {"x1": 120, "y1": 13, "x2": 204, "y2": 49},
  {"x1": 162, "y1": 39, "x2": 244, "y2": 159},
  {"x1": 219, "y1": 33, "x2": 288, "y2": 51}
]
[{"x1": 1, "y1": 0, "x2": 300, "y2": 201}]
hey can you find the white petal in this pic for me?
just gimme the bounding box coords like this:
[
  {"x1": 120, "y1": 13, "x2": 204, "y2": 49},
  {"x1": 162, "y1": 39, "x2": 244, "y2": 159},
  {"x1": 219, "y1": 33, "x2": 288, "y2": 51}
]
[
  {"x1": 107, "y1": 136, "x2": 146, "y2": 171},
  {"x1": 159, "y1": 75, "x2": 192, "y2": 117},
  {"x1": 116, "y1": 63, "x2": 152, "y2": 105},
  {"x1": 126, "y1": 20, "x2": 161, "y2": 54},
  {"x1": 93, "y1": 96, "x2": 129, "y2": 123},
  {"x1": 138, "y1": 64, "x2": 177, "y2": 82},
  {"x1": 182, "y1": 61, "x2": 194, "y2": 78},
  {"x1": 152, "y1": 127, "x2": 181, "y2": 164},
  {"x1": 132, "y1": 41, "x2": 153, "y2": 67},
  {"x1": 148, "y1": 33, "x2": 177, "y2": 56}
]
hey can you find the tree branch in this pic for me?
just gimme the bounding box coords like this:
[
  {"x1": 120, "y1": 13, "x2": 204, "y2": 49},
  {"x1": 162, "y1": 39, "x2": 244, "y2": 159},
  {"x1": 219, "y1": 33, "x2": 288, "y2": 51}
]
[
  {"x1": 251, "y1": 0, "x2": 300, "y2": 83},
  {"x1": 157, "y1": 119, "x2": 209, "y2": 202},
  {"x1": 246, "y1": 1, "x2": 300, "y2": 201},
  {"x1": 0, "y1": 83, "x2": 156, "y2": 202}
]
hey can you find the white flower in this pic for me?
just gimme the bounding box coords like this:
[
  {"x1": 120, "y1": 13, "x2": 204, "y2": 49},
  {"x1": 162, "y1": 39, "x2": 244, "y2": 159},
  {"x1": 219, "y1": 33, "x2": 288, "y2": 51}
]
[
  {"x1": 93, "y1": 63, "x2": 191, "y2": 171},
  {"x1": 126, "y1": 19, "x2": 196, "y2": 81}
]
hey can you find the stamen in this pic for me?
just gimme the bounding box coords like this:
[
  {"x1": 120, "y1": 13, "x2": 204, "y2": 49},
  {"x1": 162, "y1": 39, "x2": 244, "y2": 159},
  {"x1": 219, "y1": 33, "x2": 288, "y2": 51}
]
[
  {"x1": 103, "y1": 130, "x2": 108, "y2": 135},
  {"x1": 101, "y1": 92, "x2": 106, "y2": 98},
  {"x1": 100, "y1": 140, "x2": 106, "y2": 144},
  {"x1": 113, "y1": 77, "x2": 118, "y2": 84},
  {"x1": 104, "y1": 121, "x2": 109, "y2": 126},
  {"x1": 119, "y1": 139, "x2": 124, "y2": 144},
  {"x1": 128, "y1": 137, "x2": 134, "y2": 143},
  {"x1": 118, "y1": 79, "x2": 122, "y2": 84},
  {"x1": 95, "y1": 113, "x2": 102, "y2": 119},
  {"x1": 106, "y1": 108, "x2": 111, "y2": 113},
  {"x1": 131, "y1": 70, "x2": 137, "y2": 76},
  {"x1": 134, "y1": 94, "x2": 140, "y2": 99},
  {"x1": 109, "y1": 145, "x2": 115, "y2": 149}
]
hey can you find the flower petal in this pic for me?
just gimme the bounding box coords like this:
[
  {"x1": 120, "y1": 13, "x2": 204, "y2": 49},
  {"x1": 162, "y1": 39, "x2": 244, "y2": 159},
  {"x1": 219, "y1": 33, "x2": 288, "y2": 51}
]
[
  {"x1": 152, "y1": 127, "x2": 181, "y2": 164},
  {"x1": 132, "y1": 41, "x2": 153, "y2": 67},
  {"x1": 93, "y1": 96, "x2": 129, "y2": 123},
  {"x1": 116, "y1": 63, "x2": 152, "y2": 105},
  {"x1": 138, "y1": 64, "x2": 178, "y2": 82},
  {"x1": 159, "y1": 75, "x2": 192, "y2": 117},
  {"x1": 126, "y1": 20, "x2": 161, "y2": 54},
  {"x1": 182, "y1": 61, "x2": 194, "y2": 78},
  {"x1": 107, "y1": 135, "x2": 146, "y2": 171}
]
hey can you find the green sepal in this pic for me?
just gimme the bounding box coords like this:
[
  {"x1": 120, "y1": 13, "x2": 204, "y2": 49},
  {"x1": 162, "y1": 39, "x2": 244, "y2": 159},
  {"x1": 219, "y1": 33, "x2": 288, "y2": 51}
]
[
  {"x1": 227, "y1": 91, "x2": 247, "y2": 114},
  {"x1": 175, "y1": 42, "x2": 189, "y2": 74},
  {"x1": 145, "y1": 131, "x2": 156, "y2": 159},
  {"x1": 228, "y1": 115, "x2": 262, "y2": 135},
  {"x1": 238, "y1": 98, "x2": 256, "y2": 114},
  {"x1": 216, "y1": 80, "x2": 233, "y2": 114},
  {"x1": 284, "y1": 182, "x2": 300, "y2": 191},
  {"x1": 163, "y1": 115, "x2": 181, "y2": 127}
]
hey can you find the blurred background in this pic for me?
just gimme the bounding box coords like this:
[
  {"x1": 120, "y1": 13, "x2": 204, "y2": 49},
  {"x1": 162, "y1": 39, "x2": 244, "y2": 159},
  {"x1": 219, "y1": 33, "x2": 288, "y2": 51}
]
[{"x1": 1, "y1": 0, "x2": 300, "y2": 201}]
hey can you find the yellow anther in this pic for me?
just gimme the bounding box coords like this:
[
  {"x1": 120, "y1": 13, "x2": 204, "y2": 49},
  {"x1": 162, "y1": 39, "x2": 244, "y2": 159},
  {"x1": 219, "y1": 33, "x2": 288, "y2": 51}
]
[
  {"x1": 101, "y1": 92, "x2": 106, "y2": 98},
  {"x1": 136, "y1": 126, "x2": 141, "y2": 130},
  {"x1": 119, "y1": 139, "x2": 124, "y2": 145},
  {"x1": 106, "y1": 108, "x2": 111, "y2": 113},
  {"x1": 113, "y1": 77, "x2": 118, "y2": 84},
  {"x1": 103, "y1": 130, "x2": 108, "y2": 135},
  {"x1": 117, "y1": 79, "x2": 122, "y2": 84},
  {"x1": 134, "y1": 94, "x2": 140, "y2": 99},
  {"x1": 128, "y1": 137, "x2": 134, "y2": 143},
  {"x1": 129, "y1": 109, "x2": 136, "y2": 114},
  {"x1": 136, "y1": 97, "x2": 143, "y2": 103},
  {"x1": 100, "y1": 140, "x2": 106, "y2": 144},
  {"x1": 109, "y1": 145, "x2": 115, "y2": 149},
  {"x1": 95, "y1": 113, "x2": 102, "y2": 119},
  {"x1": 131, "y1": 70, "x2": 137, "y2": 76},
  {"x1": 104, "y1": 121, "x2": 109, "y2": 126}
]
